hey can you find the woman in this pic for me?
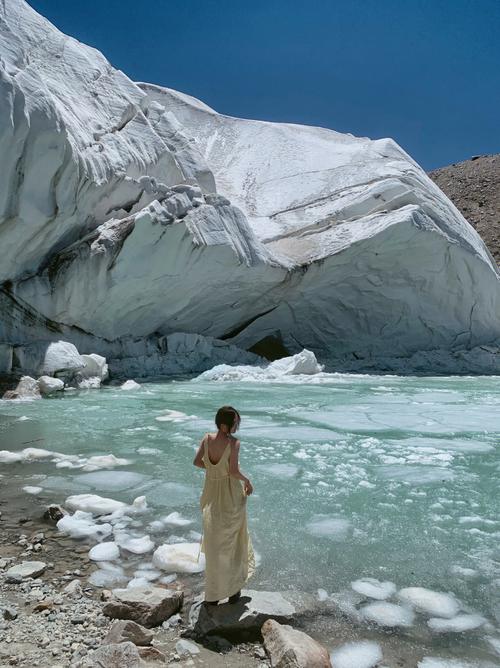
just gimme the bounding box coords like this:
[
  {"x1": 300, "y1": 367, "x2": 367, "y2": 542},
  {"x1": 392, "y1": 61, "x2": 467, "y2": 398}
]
[{"x1": 193, "y1": 405, "x2": 256, "y2": 605}]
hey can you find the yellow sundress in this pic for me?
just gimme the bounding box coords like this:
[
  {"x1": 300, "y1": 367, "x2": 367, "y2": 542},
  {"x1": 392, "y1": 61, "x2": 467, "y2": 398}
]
[{"x1": 197, "y1": 435, "x2": 256, "y2": 601}]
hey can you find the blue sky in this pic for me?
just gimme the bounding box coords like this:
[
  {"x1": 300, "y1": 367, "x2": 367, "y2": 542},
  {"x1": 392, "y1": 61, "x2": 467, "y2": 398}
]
[{"x1": 29, "y1": 0, "x2": 500, "y2": 170}]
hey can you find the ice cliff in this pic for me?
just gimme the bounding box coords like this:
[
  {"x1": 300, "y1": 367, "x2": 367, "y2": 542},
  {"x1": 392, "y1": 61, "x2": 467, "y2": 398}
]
[{"x1": 1, "y1": 0, "x2": 499, "y2": 377}]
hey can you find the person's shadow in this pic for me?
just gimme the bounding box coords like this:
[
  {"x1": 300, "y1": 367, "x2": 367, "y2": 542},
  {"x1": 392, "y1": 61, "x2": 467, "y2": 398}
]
[{"x1": 183, "y1": 594, "x2": 255, "y2": 649}]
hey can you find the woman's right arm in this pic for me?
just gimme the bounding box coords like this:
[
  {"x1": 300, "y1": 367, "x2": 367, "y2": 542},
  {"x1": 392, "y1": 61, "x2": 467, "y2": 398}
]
[{"x1": 229, "y1": 440, "x2": 253, "y2": 495}]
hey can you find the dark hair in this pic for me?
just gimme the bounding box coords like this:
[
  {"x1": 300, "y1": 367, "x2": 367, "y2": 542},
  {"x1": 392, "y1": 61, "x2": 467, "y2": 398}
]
[{"x1": 215, "y1": 405, "x2": 241, "y2": 430}]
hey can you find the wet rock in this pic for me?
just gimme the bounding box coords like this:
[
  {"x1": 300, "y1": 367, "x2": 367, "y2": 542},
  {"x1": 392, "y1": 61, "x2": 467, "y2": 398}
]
[
  {"x1": 137, "y1": 646, "x2": 166, "y2": 662},
  {"x1": 75, "y1": 641, "x2": 142, "y2": 667},
  {"x1": 175, "y1": 639, "x2": 200, "y2": 656},
  {"x1": 261, "y1": 619, "x2": 331, "y2": 667},
  {"x1": 103, "y1": 586, "x2": 183, "y2": 628},
  {"x1": 43, "y1": 504, "x2": 67, "y2": 522},
  {"x1": 2, "y1": 607, "x2": 18, "y2": 621},
  {"x1": 5, "y1": 561, "x2": 46, "y2": 580},
  {"x1": 104, "y1": 620, "x2": 154, "y2": 646},
  {"x1": 64, "y1": 579, "x2": 83, "y2": 597},
  {"x1": 188, "y1": 589, "x2": 320, "y2": 640}
]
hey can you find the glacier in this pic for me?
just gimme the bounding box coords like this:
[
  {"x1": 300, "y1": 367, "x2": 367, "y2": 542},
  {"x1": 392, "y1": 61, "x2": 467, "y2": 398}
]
[{"x1": 1, "y1": 0, "x2": 500, "y2": 380}]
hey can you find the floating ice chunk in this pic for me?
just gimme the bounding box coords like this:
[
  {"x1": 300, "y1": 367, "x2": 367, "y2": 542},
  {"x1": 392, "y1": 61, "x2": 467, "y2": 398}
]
[
  {"x1": 398, "y1": 587, "x2": 461, "y2": 618},
  {"x1": 361, "y1": 601, "x2": 415, "y2": 627},
  {"x1": 376, "y1": 465, "x2": 455, "y2": 485},
  {"x1": 81, "y1": 454, "x2": 130, "y2": 471},
  {"x1": 162, "y1": 511, "x2": 192, "y2": 527},
  {"x1": 88, "y1": 562, "x2": 127, "y2": 587},
  {"x1": 450, "y1": 565, "x2": 478, "y2": 579},
  {"x1": 155, "y1": 409, "x2": 191, "y2": 422},
  {"x1": 159, "y1": 574, "x2": 177, "y2": 585},
  {"x1": 428, "y1": 614, "x2": 486, "y2": 633},
  {"x1": 121, "y1": 380, "x2": 141, "y2": 390},
  {"x1": 74, "y1": 470, "x2": 147, "y2": 491},
  {"x1": 330, "y1": 640, "x2": 383, "y2": 668},
  {"x1": 149, "y1": 520, "x2": 165, "y2": 533},
  {"x1": 129, "y1": 496, "x2": 148, "y2": 513},
  {"x1": 486, "y1": 636, "x2": 500, "y2": 656},
  {"x1": 317, "y1": 588, "x2": 330, "y2": 601},
  {"x1": 57, "y1": 511, "x2": 112, "y2": 540},
  {"x1": 153, "y1": 543, "x2": 205, "y2": 573},
  {"x1": 88, "y1": 542, "x2": 120, "y2": 562},
  {"x1": 188, "y1": 530, "x2": 202, "y2": 541},
  {"x1": 118, "y1": 535, "x2": 155, "y2": 555},
  {"x1": 0, "y1": 447, "x2": 53, "y2": 463},
  {"x1": 137, "y1": 447, "x2": 161, "y2": 455},
  {"x1": 127, "y1": 577, "x2": 150, "y2": 589},
  {"x1": 256, "y1": 463, "x2": 299, "y2": 478},
  {"x1": 66, "y1": 494, "x2": 126, "y2": 515},
  {"x1": 23, "y1": 485, "x2": 42, "y2": 495},
  {"x1": 133, "y1": 569, "x2": 161, "y2": 582},
  {"x1": 351, "y1": 578, "x2": 397, "y2": 600},
  {"x1": 306, "y1": 516, "x2": 351, "y2": 541},
  {"x1": 293, "y1": 449, "x2": 311, "y2": 459}
]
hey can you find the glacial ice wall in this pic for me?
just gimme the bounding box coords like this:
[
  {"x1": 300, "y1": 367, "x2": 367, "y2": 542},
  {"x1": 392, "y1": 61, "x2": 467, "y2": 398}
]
[{"x1": 1, "y1": 0, "x2": 499, "y2": 375}]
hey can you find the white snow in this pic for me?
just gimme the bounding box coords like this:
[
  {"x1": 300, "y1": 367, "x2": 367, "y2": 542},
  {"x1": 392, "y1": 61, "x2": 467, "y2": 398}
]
[
  {"x1": 398, "y1": 587, "x2": 461, "y2": 618},
  {"x1": 330, "y1": 640, "x2": 383, "y2": 668},
  {"x1": 152, "y1": 543, "x2": 205, "y2": 573},
  {"x1": 88, "y1": 542, "x2": 120, "y2": 562},
  {"x1": 351, "y1": 578, "x2": 397, "y2": 600},
  {"x1": 361, "y1": 601, "x2": 415, "y2": 627}
]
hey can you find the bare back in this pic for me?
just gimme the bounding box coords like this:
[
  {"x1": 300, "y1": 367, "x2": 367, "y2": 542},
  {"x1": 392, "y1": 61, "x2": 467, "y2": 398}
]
[{"x1": 205, "y1": 432, "x2": 235, "y2": 465}]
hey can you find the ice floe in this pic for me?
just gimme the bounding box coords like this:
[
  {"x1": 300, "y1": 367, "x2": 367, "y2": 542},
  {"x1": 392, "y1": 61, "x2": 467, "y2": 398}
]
[
  {"x1": 115, "y1": 534, "x2": 155, "y2": 555},
  {"x1": 22, "y1": 485, "x2": 42, "y2": 495},
  {"x1": 120, "y1": 380, "x2": 141, "y2": 390},
  {"x1": 88, "y1": 542, "x2": 120, "y2": 562},
  {"x1": 306, "y1": 516, "x2": 352, "y2": 541},
  {"x1": 65, "y1": 494, "x2": 126, "y2": 515},
  {"x1": 330, "y1": 640, "x2": 383, "y2": 668},
  {"x1": 155, "y1": 409, "x2": 193, "y2": 422},
  {"x1": 0, "y1": 448, "x2": 130, "y2": 472},
  {"x1": 57, "y1": 511, "x2": 112, "y2": 540},
  {"x1": 360, "y1": 601, "x2": 415, "y2": 627},
  {"x1": 351, "y1": 578, "x2": 397, "y2": 600},
  {"x1": 88, "y1": 562, "x2": 127, "y2": 587},
  {"x1": 427, "y1": 614, "x2": 486, "y2": 633},
  {"x1": 162, "y1": 512, "x2": 192, "y2": 527},
  {"x1": 398, "y1": 587, "x2": 461, "y2": 618},
  {"x1": 152, "y1": 543, "x2": 205, "y2": 573}
]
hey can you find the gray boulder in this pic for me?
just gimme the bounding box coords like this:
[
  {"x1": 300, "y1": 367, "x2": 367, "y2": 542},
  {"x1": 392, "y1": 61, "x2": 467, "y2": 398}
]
[
  {"x1": 188, "y1": 589, "x2": 319, "y2": 640},
  {"x1": 104, "y1": 620, "x2": 153, "y2": 646},
  {"x1": 5, "y1": 561, "x2": 46, "y2": 580},
  {"x1": 261, "y1": 618, "x2": 332, "y2": 667},
  {"x1": 103, "y1": 586, "x2": 183, "y2": 628},
  {"x1": 76, "y1": 641, "x2": 142, "y2": 667}
]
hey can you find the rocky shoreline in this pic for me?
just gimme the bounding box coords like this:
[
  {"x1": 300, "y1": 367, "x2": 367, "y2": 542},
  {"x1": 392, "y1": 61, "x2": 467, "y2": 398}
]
[{"x1": 0, "y1": 496, "x2": 332, "y2": 667}]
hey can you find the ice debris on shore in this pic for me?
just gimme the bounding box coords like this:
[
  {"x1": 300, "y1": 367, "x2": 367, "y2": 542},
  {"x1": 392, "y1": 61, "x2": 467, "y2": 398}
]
[{"x1": 196, "y1": 349, "x2": 324, "y2": 382}]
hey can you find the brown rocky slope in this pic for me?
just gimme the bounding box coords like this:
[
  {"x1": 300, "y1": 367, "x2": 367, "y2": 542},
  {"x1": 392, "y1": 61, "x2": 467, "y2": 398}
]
[{"x1": 429, "y1": 154, "x2": 500, "y2": 266}]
